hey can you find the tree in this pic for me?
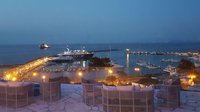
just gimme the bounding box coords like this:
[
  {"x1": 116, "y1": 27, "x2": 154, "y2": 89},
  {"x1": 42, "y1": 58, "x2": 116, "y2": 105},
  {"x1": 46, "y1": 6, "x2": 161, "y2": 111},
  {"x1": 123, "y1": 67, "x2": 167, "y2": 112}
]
[
  {"x1": 89, "y1": 57, "x2": 112, "y2": 67},
  {"x1": 106, "y1": 76, "x2": 117, "y2": 82},
  {"x1": 177, "y1": 59, "x2": 195, "y2": 74},
  {"x1": 137, "y1": 77, "x2": 159, "y2": 86}
]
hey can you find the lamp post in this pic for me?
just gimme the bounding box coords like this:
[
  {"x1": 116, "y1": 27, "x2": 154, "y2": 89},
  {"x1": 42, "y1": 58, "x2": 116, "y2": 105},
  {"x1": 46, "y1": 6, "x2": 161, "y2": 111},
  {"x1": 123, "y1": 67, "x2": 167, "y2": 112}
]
[
  {"x1": 108, "y1": 69, "x2": 113, "y2": 74},
  {"x1": 42, "y1": 75, "x2": 46, "y2": 82},
  {"x1": 78, "y1": 71, "x2": 83, "y2": 77}
]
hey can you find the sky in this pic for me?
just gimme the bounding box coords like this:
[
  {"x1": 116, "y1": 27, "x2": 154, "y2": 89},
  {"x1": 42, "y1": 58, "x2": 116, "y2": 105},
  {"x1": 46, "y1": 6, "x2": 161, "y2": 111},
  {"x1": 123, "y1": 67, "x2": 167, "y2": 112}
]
[{"x1": 0, "y1": 0, "x2": 200, "y2": 44}]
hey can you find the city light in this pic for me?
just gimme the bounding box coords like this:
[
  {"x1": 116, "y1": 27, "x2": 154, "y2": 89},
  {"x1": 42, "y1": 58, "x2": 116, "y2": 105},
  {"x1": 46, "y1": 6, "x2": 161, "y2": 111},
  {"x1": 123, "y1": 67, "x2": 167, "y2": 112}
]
[
  {"x1": 6, "y1": 74, "x2": 11, "y2": 80},
  {"x1": 42, "y1": 75, "x2": 46, "y2": 79},
  {"x1": 188, "y1": 74, "x2": 196, "y2": 86},
  {"x1": 126, "y1": 48, "x2": 130, "y2": 51},
  {"x1": 108, "y1": 69, "x2": 113, "y2": 74},
  {"x1": 3, "y1": 57, "x2": 49, "y2": 81},
  {"x1": 78, "y1": 71, "x2": 83, "y2": 77},
  {"x1": 12, "y1": 77, "x2": 17, "y2": 81},
  {"x1": 190, "y1": 75, "x2": 196, "y2": 79},
  {"x1": 33, "y1": 72, "x2": 37, "y2": 76}
]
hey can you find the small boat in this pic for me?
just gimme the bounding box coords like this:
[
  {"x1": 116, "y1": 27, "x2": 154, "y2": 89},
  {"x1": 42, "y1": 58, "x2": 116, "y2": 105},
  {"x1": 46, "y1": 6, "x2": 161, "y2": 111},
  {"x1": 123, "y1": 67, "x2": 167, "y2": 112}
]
[
  {"x1": 163, "y1": 65, "x2": 177, "y2": 75},
  {"x1": 161, "y1": 58, "x2": 179, "y2": 63},
  {"x1": 136, "y1": 60, "x2": 148, "y2": 67},
  {"x1": 40, "y1": 42, "x2": 49, "y2": 49},
  {"x1": 188, "y1": 56, "x2": 200, "y2": 61},
  {"x1": 145, "y1": 63, "x2": 160, "y2": 69},
  {"x1": 194, "y1": 63, "x2": 200, "y2": 67},
  {"x1": 57, "y1": 48, "x2": 94, "y2": 61}
]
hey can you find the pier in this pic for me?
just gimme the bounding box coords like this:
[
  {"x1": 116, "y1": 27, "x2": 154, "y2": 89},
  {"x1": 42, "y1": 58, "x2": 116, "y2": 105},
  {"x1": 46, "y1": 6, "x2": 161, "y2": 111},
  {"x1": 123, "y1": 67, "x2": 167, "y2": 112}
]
[
  {"x1": 89, "y1": 48, "x2": 121, "y2": 53},
  {"x1": 3, "y1": 57, "x2": 51, "y2": 81},
  {"x1": 125, "y1": 49, "x2": 200, "y2": 57}
]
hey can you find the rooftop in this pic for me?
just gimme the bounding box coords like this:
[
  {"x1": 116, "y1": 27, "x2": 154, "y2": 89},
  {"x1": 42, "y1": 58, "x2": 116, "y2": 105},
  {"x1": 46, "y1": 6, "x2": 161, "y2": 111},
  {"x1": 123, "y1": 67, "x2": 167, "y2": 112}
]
[{"x1": 0, "y1": 84, "x2": 200, "y2": 112}]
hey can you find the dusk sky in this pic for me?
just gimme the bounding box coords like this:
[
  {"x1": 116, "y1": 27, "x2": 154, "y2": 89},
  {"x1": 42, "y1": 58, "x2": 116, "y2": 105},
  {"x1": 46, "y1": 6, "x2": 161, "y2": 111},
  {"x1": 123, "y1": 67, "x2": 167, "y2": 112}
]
[{"x1": 0, "y1": 0, "x2": 200, "y2": 44}]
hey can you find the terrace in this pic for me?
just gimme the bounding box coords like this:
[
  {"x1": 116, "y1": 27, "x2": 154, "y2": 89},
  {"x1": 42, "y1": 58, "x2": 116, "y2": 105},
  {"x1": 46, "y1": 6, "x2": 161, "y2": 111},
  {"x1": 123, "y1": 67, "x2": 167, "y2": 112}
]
[{"x1": 0, "y1": 84, "x2": 199, "y2": 112}]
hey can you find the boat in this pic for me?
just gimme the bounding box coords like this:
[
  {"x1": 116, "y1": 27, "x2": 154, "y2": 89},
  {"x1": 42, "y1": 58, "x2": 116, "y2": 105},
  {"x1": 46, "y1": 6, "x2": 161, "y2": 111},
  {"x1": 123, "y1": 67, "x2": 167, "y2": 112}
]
[
  {"x1": 188, "y1": 56, "x2": 200, "y2": 61},
  {"x1": 136, "y1": 60, "x2": 148, "y2": 67},
  {"x1": 163, "y1": 65, "x2": 177, "y2": 75},
  {"x1": 40, "y1": 42, "x2": 49, "y2": 49},
  {"x1": 194, "y1": 63, "x2": 200, "y2": 67},
  {"x1": 161, "y1": 58, "x2": 179, "y2": 63},
  {"x1": 57, "y1": 48, "x2": 94, "y2": 61},
  {"x1": 145, "y1": 63, "x2": 160, "y2": 69}
]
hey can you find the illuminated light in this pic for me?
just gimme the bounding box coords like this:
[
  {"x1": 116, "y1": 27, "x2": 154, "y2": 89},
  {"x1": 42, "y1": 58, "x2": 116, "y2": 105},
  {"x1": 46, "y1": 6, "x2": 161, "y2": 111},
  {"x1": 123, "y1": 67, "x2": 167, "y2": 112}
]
[
  {"x1": 32, "y1": 72, "x2": 37, "y2": 76},
  {"x1": 12, "y1": 77, "x2": 17, "y2": 81},
  {"x1": 126, "y1": 49, "x2": 130, "y2": 51},
  {"x1": 191, "y1": 75, "x2": 196, "y2": 79},
  {"x1": 191, "y1": 81, "x2": 195, "y2": 86},
  {"x1": 6, "y1": 74, "x2": 11, "y2": 80},
  {"x1": 134, "y1": 67, "x2": 140, "y2": 72},
  {"x1": 44, "y1": 57, "x2": 48, "y2": 61},
  {"x1": 42, "y1": 75, "x2": 46, "y2": 80},
  {"x1": 78, "y1": 71, "x2": 83, "y2": 77},
  {"x1": 108, "y1": 69, "x2": 113, "y2": 74}
]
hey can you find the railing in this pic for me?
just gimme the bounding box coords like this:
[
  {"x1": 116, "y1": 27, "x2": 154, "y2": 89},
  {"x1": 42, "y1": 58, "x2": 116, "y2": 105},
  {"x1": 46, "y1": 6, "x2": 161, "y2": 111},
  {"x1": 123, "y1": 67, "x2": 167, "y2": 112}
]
[
  {"x1": 40, "y1": 81, "x2": 61, "y2": 102},
  {"x1": 0, "y1": 84, "x2": 33, "y2": 108},
  {"x1": 154, "y1": 85, "x2": 181, "y2": 109}
]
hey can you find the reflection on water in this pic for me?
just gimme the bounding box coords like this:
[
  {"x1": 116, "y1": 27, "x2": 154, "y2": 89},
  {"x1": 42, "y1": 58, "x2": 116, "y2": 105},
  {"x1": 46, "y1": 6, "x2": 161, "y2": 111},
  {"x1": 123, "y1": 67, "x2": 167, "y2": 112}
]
[
  {"x1": 126, "y1": 54, "x2": 129, "y2": 68},
  {"x1": 83, "y1": 61, "x2": 86, "y2": 68},
  {"x1": 126, "y1": 54, "x2": 130, "y2": 74}
]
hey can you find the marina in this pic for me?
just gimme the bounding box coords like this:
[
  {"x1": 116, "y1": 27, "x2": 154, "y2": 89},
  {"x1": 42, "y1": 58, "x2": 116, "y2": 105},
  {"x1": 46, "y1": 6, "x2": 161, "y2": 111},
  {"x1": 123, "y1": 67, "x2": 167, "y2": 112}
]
[
  {"x1": 126, "y1": 48, "x2": 200, "y2": 57},
  {"x1": 0, "y1": 0, "x2": 200, "y2": 111}
]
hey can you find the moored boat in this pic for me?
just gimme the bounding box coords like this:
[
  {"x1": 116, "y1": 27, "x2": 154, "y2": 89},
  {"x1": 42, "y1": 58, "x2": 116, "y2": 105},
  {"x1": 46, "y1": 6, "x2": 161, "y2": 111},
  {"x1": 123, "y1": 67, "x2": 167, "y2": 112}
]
[
  {"x1": 161, "y1": 58, "x2": 179, "y2": 63},
  {"x1": 145, "y1": 63, "x2": 160, "y2": 69}
]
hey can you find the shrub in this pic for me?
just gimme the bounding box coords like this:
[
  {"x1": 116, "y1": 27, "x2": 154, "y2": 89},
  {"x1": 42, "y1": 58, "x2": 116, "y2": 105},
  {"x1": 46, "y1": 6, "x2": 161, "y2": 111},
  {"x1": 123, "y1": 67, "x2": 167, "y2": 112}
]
[
  {"x1": 137, "y1": 77, "x2": 159, "y2": 86},
  {"x1": 89, "y1": 57, "x2": 112, "y2": 67},
  {"x1": 177, "y1": 59, "x2": 195, "y2": 74}
]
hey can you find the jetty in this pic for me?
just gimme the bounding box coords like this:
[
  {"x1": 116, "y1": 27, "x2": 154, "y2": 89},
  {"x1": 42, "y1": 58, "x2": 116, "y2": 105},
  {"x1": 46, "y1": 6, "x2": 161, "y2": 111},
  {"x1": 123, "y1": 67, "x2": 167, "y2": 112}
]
[
  {"x1": 89, "y1": 48, "x2": 121, "y2": 53},
  {"x1": 125, "y1": 49, "x2": 200, "y2": 57}
]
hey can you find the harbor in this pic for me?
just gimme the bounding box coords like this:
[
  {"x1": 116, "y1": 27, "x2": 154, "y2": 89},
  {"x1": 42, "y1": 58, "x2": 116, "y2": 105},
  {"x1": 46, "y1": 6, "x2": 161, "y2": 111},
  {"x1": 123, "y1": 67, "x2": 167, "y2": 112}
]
[
  {"x1": 1, "y1": 0, "x2": 200, "y2": 111},
  {"x1": 125, "y1": 48, "x2": 200, "y2": 57}
]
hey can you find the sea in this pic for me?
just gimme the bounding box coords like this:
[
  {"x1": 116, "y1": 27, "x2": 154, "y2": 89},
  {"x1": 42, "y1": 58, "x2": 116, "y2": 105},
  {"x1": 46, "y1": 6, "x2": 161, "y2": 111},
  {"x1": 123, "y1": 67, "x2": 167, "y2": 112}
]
[{"x1": 0, "y1": 43, "x2": 200, "y2": 75}]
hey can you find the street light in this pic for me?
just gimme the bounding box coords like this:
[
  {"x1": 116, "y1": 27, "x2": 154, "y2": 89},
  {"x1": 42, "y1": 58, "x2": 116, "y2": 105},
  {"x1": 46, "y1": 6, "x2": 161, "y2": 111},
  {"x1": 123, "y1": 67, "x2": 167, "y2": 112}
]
[
  {"x1": 6, "y1": 74, "x2": 11, "y2": 80},
  {"x1": 33, "y1": 72, "x2": 37, "y2": 76},
  {"x1": 42, "y1": 75, "x2": 46, "y2": 82},
  {"x1": 108, "y1": 69, "x2": 113, "y2": 74},
  {"x1": 12, "y1": 77, "x2": 17, "y2": 81},
  {"x1": 78, "y1": 71, "x2": 83, "y2": 77}
]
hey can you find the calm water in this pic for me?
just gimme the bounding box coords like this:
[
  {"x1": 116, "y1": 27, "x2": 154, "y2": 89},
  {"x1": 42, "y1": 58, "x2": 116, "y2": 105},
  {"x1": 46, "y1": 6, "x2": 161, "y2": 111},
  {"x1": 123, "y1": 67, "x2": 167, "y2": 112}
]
[{"x1": 0, "y1": 43, "x2": 199, "y2": 75}]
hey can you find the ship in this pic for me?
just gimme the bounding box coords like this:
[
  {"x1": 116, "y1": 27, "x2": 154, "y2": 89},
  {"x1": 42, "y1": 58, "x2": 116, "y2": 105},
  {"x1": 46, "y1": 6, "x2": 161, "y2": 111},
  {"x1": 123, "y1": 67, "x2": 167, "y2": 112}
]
[
  {"x1": 57, "y1": 48, "x2": 94, "y2": 61},
  {"x1": 40, "y1": 42, "x2": 49, "y2": 49}
]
